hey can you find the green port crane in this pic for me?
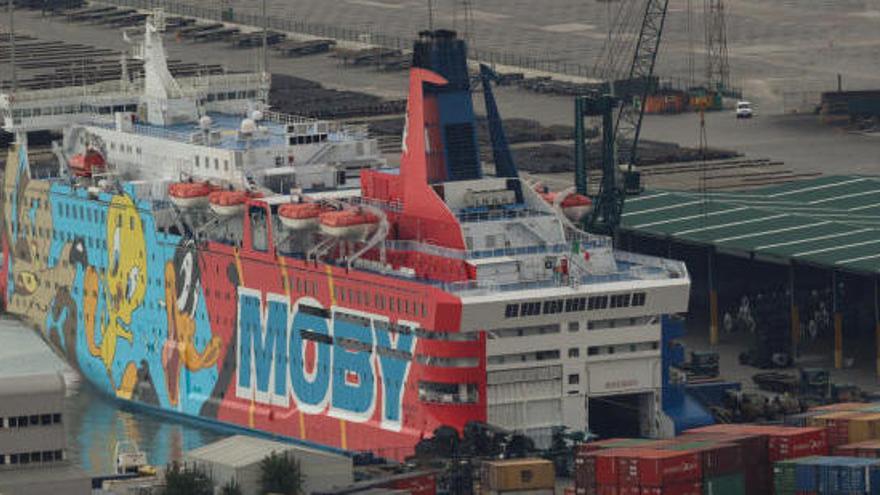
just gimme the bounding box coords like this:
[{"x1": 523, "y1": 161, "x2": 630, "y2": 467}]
[{"x1": 577, "y1": 0, "x2": 670, "y2": 235}]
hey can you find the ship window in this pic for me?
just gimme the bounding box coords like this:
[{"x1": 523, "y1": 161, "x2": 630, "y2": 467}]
[
  {"x1": 224, "y1": 160, "x2": 229, "y2": 171},
  {"x1": 195, "y1": 156, "x2": 200, "y2": 167},
  {"x1": 568, "y1": 321, "x2": 579, "y2": 332},
  {"x1": 418, "y1": 381, "x2": 477, "y2": 404},
  {"x1": 568, "y1": 373, "x2": 580, "y2": 385},
  {"x1": 568, "y1": 348, "x2": 579, "y2": 358},
  {"x1": 632, "y1": 292, "x2": 646, "y2": 306},
  {"x1": 9, "y1": 454, "x2": 17, "y2": 464},
  {"x1": 214, "y1": 158, "x2": 219, "y2": 170}
]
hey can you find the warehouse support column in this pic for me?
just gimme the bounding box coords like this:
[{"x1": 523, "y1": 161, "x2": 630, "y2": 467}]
[
  {"x1": 708, "y1": 248, "x2": 718, "y2": 346},
  {"x1": 790, "y1": 263, "x2": 800, "y2": 351},
  {"x1": 833, "y1": 270, "x2": 842, "y2": 370}
]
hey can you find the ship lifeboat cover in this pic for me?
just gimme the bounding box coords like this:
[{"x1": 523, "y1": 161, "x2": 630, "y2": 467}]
[
  {"x1": 559, "y1": 193, "x2": 591, "y2": 208},
  {"x1": 69, "y1": 149, "x2": 106, "y2": 176},
  {"x1": 278, "y1": 202, "x2": 324, "y2": 220},
  {"x1": 169, "y1": 181, "x2": 213, "y2": 199},
  {"x1": 209, "y1": 190, "x2": 250, "y2": 206},
  {"x1": 319, "y1": 209, "x2": 379, "y2": 227}
]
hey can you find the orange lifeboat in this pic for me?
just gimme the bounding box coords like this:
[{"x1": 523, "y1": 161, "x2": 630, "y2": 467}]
[
  {"x1": 278, "y1": 202, "x2": 325, "y2": 230},
  {"x1": 168, "y1": 181, "x2": 213, "y2": 209},
  {"x1": 541, "y1": 191, "x2": 593, "y2": 222},
  {"x1": 69, "y1": 149, "x2": 106, "y2": 178},
  {"x1": 209, "y1": 190, "x2": 261, "y2": 217},
  {"x1": 319, "y1": 208, "x2": 379, "y2": 240}
]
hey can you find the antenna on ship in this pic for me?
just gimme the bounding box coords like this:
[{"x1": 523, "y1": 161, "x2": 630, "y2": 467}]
[
  {"x1": 261, "y1": 0, "x2": 268, "y2": 77},
  {"x1": 8, "y1": 0, "x2": 17, "y2": 94},
  {"x1": 426, "y1": 0, "x2": 434, "y2": 30}
]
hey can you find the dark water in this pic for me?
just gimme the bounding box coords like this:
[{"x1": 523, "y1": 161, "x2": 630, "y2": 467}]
[{"x1": 0, "y1": 317, "x2": 228, "y2": 476}]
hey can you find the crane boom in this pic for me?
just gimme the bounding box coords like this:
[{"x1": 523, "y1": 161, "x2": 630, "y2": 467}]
[
  {"x1": 583, "y1": 0, "x2": 670, "y2": 235},
  {"x1": 614, "y1": 0, "x2": 670, "y2": 167}
]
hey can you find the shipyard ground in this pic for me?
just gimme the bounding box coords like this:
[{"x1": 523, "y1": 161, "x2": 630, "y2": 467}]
[{"x1": 3, "y1": 9, "x2": 880, "y2": 185}]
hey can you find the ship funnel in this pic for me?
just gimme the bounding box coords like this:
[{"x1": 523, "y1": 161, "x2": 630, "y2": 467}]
[{"x1": 411, "y1": 29, "x2": 481, "y2": 183}]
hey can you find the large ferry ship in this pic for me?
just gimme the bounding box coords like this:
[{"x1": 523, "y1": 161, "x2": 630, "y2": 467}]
[{"x1": 0, "y1": 13, "x2": 691, "y2": 459}]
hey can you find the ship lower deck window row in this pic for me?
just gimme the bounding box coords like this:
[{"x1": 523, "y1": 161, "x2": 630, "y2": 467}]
[
  {"x1": 0, "y1": 450, "x2": 63, "y2": 466},
  {"x1": 488, "y1": 350, "x2": 561, "y2": 365},
  {"x1": 488, "y1": 340, "x2": 659, "y2": 365},
  {"x1": 505, "y1": 292, "x2": 647, "y2": 318},
  {"x1": 587, "y1": 341, "x2": 659, "y2": 356},
  {"x1": 0, "y1": 413, "x2": 62, "y2": 429}
]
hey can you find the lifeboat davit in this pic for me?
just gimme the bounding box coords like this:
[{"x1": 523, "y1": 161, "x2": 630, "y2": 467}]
[
  {"x1": 319, "y1": 208, "x2": 379, "y2": 240},
  {"x1": 278, "y1": 202, "x2": 324, "y2": 230},
  {"x1": 168, "y1": 181, "x2": 213, "y2": 209},
  {"x1": 541, "y1": 191, "x2": 593, "y2": 222},
  {"x1": 209, "y1": 190, "x2": 259, "y2": 217},
  {"x1": 69, "y1": 149, "x2": 106, "y2": 178}
]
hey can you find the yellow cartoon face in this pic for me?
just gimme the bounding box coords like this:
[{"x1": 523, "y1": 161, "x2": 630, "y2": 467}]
[{"x1": 106, "y1": 195, "x2": 147, "y2": 326}]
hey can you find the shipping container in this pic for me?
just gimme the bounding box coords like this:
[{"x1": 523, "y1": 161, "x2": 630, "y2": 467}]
[
  {"x1": 833, "y1": 440, "x2": 880, "y2": 458},
  {"x1": 638, "y1": 481, "x2": 702, "y2": 495},
  {"x1": 578, "y1": 439, "x2": 660, "y2": 455},
  {"x1": 773, "y1": 459, "x2": 799, "y2": 495},
  {"x1": 809, "y1": 402, "x2": 868, "y2": 412},
  {"x1": 682, "y1": 430, "x2": 769, "y2": 467},
  {"x1": 846, "y1": 413, "x2": 880, "y2": 444},
  {"x1": 662, "y1": 442, "x2": 743, "y2": 477},
  {"x1": 596, "y1": 485, "x2": 619, "y2": 495},
  {"x1": 481, "y1": 459, "x2": 555, "y2": 492},
  {"x1": 702, "y1": 472, "x2": 745, "y2": 495},
  {"x1": 616, "y1": 449, "x2": 702, "y2": 487}
]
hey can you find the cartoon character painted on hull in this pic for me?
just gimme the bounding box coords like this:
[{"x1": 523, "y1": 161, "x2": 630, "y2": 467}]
[{"x1": 1, "y1": 145, "x2": 222, "y2": 413}]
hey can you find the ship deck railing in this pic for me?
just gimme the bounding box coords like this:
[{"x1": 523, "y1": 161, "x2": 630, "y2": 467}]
[
  {"x1": 442, "y1": 251, "x2": 688, "y2": 295},
  {"x1": 262, "y1": 109, "x2": 370, "y2": 140}
]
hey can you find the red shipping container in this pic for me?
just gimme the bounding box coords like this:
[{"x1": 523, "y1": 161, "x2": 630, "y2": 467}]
[
  {"x1": 764, "y1": 426, "x2": 828, "y2": 461},
  {"x1": 578, "y1": 439, "x2": 661, "y2": 455},
  {"x1": 639, "y1": 482, "x2": 702, "y2": 495},
  {"x1": 597, "y1": 484, "x2": 619, "y2": 495},
  {"x1": 616, "y1": 450, "x2": 701, "y2": 487},
  {"x1": 592, "y1": 448, "x2": 648, "y2": 485},
  {"x1": 575, "y1": 453, "x2": 597, "y2": 494},
  {"x1": 660, "y1": 441, "x2": 743, "y2": 477},
  {"x1": 616, "y1": 485, "x2": 641, "y2": 495},
  {"x1": 832, "y1": 439, "x2": 880, "y2": 458},
  {"x1": 680, "y1": 431, "x2": 769, "y2": 467},
  {"x1": 743, "y1": 462, "x2": 771, "y2": 495}
]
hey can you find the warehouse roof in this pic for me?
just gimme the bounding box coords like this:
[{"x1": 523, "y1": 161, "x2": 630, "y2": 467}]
[
  {"x1": 185, "y1": 435, "x2": 349, "y2": 468},
  {"x1": 621, "y1": 175, "x2": 880, "y2": 274}
]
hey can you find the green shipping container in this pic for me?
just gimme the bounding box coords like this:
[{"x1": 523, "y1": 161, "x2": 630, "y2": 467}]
[
  {"x1": 703, "y1": 472, "x2": 745, "y2": 495},
  {"x1": 772, "y1": 459, "x2": 799, "y2": 495}
]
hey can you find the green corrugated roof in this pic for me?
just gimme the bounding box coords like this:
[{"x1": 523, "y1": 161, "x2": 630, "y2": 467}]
[{"x1": 621, "y1": 175, "x2": 880, "y2": 274}]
